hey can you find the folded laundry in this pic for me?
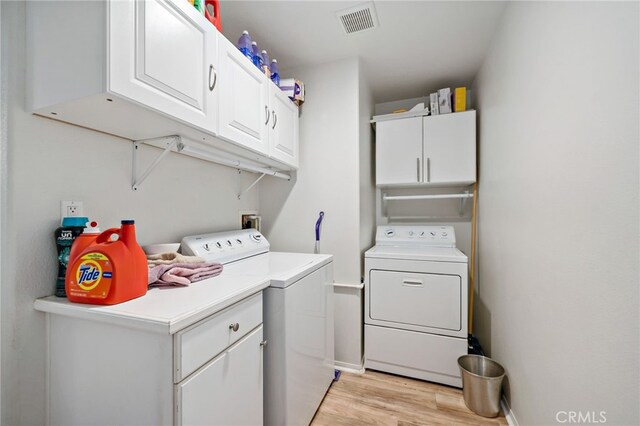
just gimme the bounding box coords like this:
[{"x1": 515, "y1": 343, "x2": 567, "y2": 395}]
[
  {"x1": 148, "y1": 262, "x2": 223, "y2": 288},
  {"x1": 147, "y1": 252, "x2": 205, "y2": 266}
]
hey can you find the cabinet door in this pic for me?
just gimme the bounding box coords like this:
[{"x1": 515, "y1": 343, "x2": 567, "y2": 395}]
[
  {"x1": 376, "y1": 117, "x2": 423, "y2": 185},
  {"x1": 269, "y1": 84, "x2": 299, "y2": 168},
  {"x1": 423, "y1": 111, "x2": 476, "y2": 184},
  {"x1": 218, "y1": 36, "x2": 270, "y2": 155},
  {"x1": 176, "y1": 325, "x2": 263, "y2": 426},
  {"x1": 109, "y1": 0, "x2": 219, "y2": 134}
]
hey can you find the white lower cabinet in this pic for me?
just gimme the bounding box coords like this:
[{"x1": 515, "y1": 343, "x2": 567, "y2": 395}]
[
  {"x1": 177, "y1": 326, "x2": 264, "y2": 426},
  {"x1": 40, "y1": 292, "x2": 264, "y2": 426}
]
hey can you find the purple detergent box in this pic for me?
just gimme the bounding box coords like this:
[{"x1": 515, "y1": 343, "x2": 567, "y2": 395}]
[{"x1": 280, "y1": 78, "x2": 305, "y2": 106}]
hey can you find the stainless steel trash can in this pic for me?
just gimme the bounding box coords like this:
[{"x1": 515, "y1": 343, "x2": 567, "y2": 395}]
[{"x1": 457, "y1": 355, "x2": 506, "y2": 418}]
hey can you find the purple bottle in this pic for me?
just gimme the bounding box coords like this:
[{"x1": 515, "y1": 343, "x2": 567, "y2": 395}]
[{"x1": 237, "y1": 31, "x2": 253, "y2": 60}]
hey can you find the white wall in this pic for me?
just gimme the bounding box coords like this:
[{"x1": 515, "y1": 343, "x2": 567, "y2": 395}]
[
  {"x1": 472, "y1": 2, "x2": 639, "y2": 425},
  {"x1": 1, "y1": 3, "x2": 260, "y2": 424},
  {"x1": 260, "y1": 58, "x2": 371, "y2": 369},
  {"x1": 259, "y1": 58, "x2": 362, "y2": 284}
]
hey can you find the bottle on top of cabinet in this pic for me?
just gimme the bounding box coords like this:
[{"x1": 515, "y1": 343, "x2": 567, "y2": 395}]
[
  {"x1": 270, "y1": 59, "x2": 280, "y2": 87},
  {"x1": 237, "y1": 30, "x2": 253, "y2": 60}
]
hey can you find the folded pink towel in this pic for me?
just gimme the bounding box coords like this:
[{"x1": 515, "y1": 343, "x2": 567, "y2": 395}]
[{"x1": 148, "y1": 262, "x2": 223, "y2": 288}]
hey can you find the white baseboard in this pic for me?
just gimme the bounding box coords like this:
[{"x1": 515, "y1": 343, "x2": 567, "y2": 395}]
[
  {"x1": 334, "y1": 359, "x2": 365, "y2": 374},
  {"x1": 501, "y1": 396, "x2": 519, "y2": 426}
]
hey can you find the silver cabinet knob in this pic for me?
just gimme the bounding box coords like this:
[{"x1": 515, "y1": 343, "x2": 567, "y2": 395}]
[
  {"x1": 229, "y1": 323, "x2": 240, "y2": 332},
  {"x1": 260, "y1": 340, "x2": 268, "y2": 347}
]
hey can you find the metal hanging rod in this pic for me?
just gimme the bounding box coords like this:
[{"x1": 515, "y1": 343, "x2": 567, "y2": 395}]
[
  {"x1": 178, "y1": 142, "x2": 291, "y2": 180},
  {"x1": 383, "y1": 193, "x2": 474, "y2": 201},
  {"x1": 382, "y1": 190, "x2": 473, "y2": 218},
  {"x1": 131, "y1": 135, "x2": 291, "y2": 191}
]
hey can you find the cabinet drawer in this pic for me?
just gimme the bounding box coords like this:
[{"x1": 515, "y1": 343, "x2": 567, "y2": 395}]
[{"x1": 174, "y1": 292, "x2": 262, "y2": 382}]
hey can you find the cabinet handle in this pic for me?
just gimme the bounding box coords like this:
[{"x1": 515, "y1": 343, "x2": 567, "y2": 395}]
[
  {"x1": 416, "y1": 157, "x2": 421, "y2": 182},
  {"x1": 272, "y1": 111, "x2": 277, "y2": 129},
  {"x1": 260, "y1": 340, "x2": 268, "y2": 347},
  {"x1": 229, "y1": 323, "x2": 240, "y2": 332},
  {"x1": 265, "y1": 106, "x2": 270, "y2": 125},
  {"x1": 208, "y1": 65, "x2": 217, "y2": 91},
  {"x1": 426, "y1": 157, "x2": 431, "y2": 182},
  {"x1": 402, "y1": 279, "x2": 423, "y2": 287}
]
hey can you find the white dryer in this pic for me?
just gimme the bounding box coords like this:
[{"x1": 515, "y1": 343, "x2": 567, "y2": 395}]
[
  {"x1": 364, "y1": 225, "x2": 468, "y2": 388},
  {"x1": 182, "y1": 229, "x2": 334, "y2": 426}
]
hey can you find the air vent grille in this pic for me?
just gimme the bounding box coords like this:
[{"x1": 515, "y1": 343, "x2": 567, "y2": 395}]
[{"x1": 337, "y1": 3, "x2": 379, "y2": 35}]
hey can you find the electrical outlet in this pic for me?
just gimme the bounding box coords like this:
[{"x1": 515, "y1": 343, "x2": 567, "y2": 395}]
[{"x1": 61, "y1": 200, "x2": 84, "y2": 220}]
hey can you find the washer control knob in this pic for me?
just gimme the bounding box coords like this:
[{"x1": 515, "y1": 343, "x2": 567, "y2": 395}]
[
  {"x1": 226, "y1": 240, "x2": 232, "y2": 247},
  {"x1": 203, "y1": 243, "x2": 210, "y2": 252},
  {"x1": 408, "y1": 231, "x2": 414, "y2": 236},
  {"x1": 251, "y1": 233, "x2": 262, "y2": 242},
  {"x1": 442, "y1": 232, "x2": 448, "y2": 237},
  {"x1": 385, "y1": 229, "x2": 395, "y2": 238},
  {"x1": 215, "y1": 241, "x2": 222, "y2": 249}
]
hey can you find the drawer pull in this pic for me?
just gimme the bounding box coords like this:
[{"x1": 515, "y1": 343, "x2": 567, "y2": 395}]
[
  {"x1": 260, "y1": 340, "x2": 268, "y2": 347},
  {"x1": 229, "y1": 323, "x2": 240, "y2": 332},
  {"x1": 402, "y1": 279, "x2": 423, "y2": 287}
]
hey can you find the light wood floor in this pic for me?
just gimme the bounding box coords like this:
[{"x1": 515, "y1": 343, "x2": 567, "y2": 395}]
[{"x1": 311, "y1": 370, "x2": 508, "y2": 426}]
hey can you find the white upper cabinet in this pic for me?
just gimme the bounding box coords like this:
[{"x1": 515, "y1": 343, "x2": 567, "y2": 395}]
[
  {"x1": 423, "y1": 111, "x2": 476, "y2": 184},
  {"x1": 375, "y1": 111, "x2": 476, "y2": 186},
  {"x1": 110, "y1": 0, "x2": 219, "y2": 134},
  {"x1": 268, "y1": 84, "x2": 299, "y2": 168},
  {"x1": 218, "y1": 36, "x2": 270, "y2": 155},
  {"x1": 376, "y1": 117, "x2": 423, "y2": 185},
  {"x1": 27, "y1": 0, "x2": 299, "y2": 172}
]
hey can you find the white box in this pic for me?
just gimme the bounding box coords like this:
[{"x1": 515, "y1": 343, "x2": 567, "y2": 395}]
[
  {"x1": 429, "y1": 92, "x2": 439, "y2": 115},
  {"x1": 438, "y1": 88, "x2": 452, "y2": 114}
]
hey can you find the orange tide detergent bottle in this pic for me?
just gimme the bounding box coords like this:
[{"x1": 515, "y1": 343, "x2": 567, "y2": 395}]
[
  {"x1": 66, "y1": 220, "x2": 147, "y2": 305},
  {"x1": 66, "y1": 221, "x2": 101, "y2": 276}
]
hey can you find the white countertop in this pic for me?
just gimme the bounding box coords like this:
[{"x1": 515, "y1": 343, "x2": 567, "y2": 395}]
[{"x1": 34, "y1": 273, "x2": 270, "y2": 335}]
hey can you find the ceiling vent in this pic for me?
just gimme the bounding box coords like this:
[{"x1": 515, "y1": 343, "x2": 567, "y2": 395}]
[{"x1": 336, "y1": 2, "x2": 379, "y2": 35}]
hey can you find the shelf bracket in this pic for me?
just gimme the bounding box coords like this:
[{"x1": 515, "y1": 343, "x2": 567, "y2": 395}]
[
  {"x1": 238, "y1": 172, "x2": 266, "y2": 199},
  {"x1": 459, "y1": 190, "x2": 470, "y2": 216},
  {"x1": 132, "y1": 135, "x2": 180, "y2": 191}
]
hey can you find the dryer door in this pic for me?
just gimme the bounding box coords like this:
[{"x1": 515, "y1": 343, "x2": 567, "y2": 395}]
[{"x1": 369, "y1": 270, "x2": 461, "y2": 332}]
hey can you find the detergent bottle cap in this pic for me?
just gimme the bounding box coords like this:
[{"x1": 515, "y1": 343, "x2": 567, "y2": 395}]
[
  {"x1": 252, "y1": 41, "x2": 257, "y2": 46},
  {"x1": 242, "y1": 30, "x2": 249, "y2": 35},
  {"x1": 121, "y1": 219, "x2": 135, "y2": 225},
  {"x1": 83, "y1": 221, "x2": 101, "y2": 234}
]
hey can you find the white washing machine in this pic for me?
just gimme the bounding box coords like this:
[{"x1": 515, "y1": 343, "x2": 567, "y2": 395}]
[
  {"x1": 364, "y1": 225, "x2": 468, "y2": 388},
  {"x1": 182, "y1": 229, "x2": 334, "y2": 426}
]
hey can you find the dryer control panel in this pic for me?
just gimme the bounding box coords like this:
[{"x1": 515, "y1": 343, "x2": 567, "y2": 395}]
[{"x1": 375, "y1": 225, "x2": 456, "y2": 247}]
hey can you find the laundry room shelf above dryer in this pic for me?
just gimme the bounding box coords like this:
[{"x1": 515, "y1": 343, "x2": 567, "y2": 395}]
[{"x1": 381, "y1": 189, "x2": 473, "y2": 219}]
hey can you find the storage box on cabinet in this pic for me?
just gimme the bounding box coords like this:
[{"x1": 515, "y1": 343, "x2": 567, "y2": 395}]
[
  {"x1": 174, "y1": 292, "x2": 262, "y2": 382},
  {"x1": 375, "y1": 111, "x2": 476, "y2": 186}
]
